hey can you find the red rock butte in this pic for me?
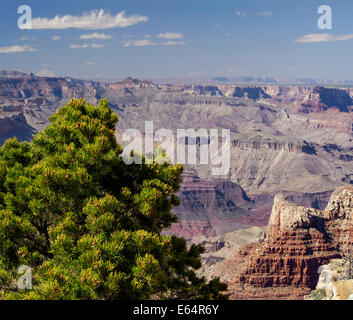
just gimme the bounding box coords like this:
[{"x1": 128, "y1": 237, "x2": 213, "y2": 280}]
[{"x1": 217, "y1": 186, "x2": 353, "y2": 299}]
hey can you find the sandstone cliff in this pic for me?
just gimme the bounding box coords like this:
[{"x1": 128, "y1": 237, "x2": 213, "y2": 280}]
[{"x1": 200, "y1": 186, "x2": 353, "y2": 299}]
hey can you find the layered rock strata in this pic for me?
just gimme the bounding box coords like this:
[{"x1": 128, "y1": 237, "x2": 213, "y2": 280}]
[{"x1": 202, "y1": 186, "x2": 353, "y2": 299}]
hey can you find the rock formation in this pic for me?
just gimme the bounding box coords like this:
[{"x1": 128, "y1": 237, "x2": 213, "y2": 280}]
[
  {"x1": 167, "y1": 170, "x2": 256, "y2": 240},
  {"x1": 108, "y1": 77, "x2": 158, "y2": 91},
  {"x1": 199, "y1": 186, "x2": 353, "y2": 299},
  {"x1": 167, "y1": 171, "x2": 333, "y2": 240},
  {"x1": 236, "y1": 194, "x2": 341, "y2": 290},
  {"x1": 305, "y1": 259, "x2": 353, "y2": 300}
]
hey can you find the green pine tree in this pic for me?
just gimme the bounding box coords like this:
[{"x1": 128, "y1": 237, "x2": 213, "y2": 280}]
[{"x1": 0, "y1": 98, "x2": 227, "y2": 300}]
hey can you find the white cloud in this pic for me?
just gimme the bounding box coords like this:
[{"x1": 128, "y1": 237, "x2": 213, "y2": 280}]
[
  {"x1": 91, "y1": 43, "x2": 104, "y2": 48},
  {"x1": 157, "y1": 32, "x2": 183, "y2": 39},
  {"x1": 124, "y1": 34, "x2": 151, "y2": 39},
  {"x1": 36, "y1": 69, "x2": 56, "y2": 77},
  {"x1": 69, "y1": 44, "x2": 89, "y2": 49},
  {"x1": 0, "y1": 45, "x2": 37, "y2": 53},
  {"x1": 236, "y1": 10, "x2": 246, "y2": 17},
  {"x1": 32, "y1": 9, "x2": 148, "y2": 30},
  {"x1": 69, "y1": 43, "x2": 104, "y2": 49},
  {"x1": 163, "y1": 40, "x2": 186, "y2": 46},
  {"x1": 295, "y1": 33, "x2": 353, "y2": 43},
  {"x1": 84, "y1": 61, "x2": 95, "y2": 66},
  {"x1": 255, "y1": 11, "x2": 272, "y2": 17},
  {"x1": 52, "y1": 35, "x2": 61, "y2": 40},
  {"x1": 80, "y1": 32, "x2": 112, "y2": 40},
  {"x1": 123, "y1": 39, "x2": 156, "y2": 47},
  {"x1": 20, "y1": 36, "x2": 35, "y2": 41}
]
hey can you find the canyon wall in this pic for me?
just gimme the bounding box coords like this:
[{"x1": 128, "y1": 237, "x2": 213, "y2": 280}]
[{"x1": 0, "y1": 72, "x2": 352, "y2": 240}]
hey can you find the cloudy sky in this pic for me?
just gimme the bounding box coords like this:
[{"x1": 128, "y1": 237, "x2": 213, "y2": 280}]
[{"x1": 0, "y1": 0, "x2": 353, "y2": 80}]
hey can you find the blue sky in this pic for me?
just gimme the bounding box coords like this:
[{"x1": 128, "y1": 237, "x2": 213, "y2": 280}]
[{"x1": 0, "y1": 0, "x2": 353, "y2": 80}]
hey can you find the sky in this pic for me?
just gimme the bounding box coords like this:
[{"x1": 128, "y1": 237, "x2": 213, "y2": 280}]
[{"x1": 0, "y1": 0, "x2": 353, "y2": 80}]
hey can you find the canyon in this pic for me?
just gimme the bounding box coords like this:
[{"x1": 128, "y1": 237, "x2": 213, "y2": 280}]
[
  {"x1": 0, "y1": 71, "x2": 352, "y2": 241},
  {"x1": 0, "y1": 71, "x2": 352, "y2": 299},
  {"x1": 0, "y1": 71, "x2": 353, "y2": 235}
]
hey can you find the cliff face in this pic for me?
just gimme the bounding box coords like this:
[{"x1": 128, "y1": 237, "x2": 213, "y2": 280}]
[
  {"x1": 168, "y1": 171, "x2": 256, "y2": 240},
  {"x1": 300, "y1": 87, "x2": 353, "y2": 113},
  {"x1": 0, "y1": 74, "x2": 101, "y2": 136},
  {"x1": 283, "y1": 113, "x2": 353, "y2": 135},
  {"x1": 231, "y1": 87, "x2": 270, "y2": 100},
  {"x1": 1, "y1": 74, "x2": 352, "y2": 136},
  {"x1": 236, "y1": 194, "x2": 341, "y2": 290},
  {"x1": 108, "y1": 77, "x2": 158, "y2": 91},
  {"x1": 0, "y1": 71, "x2": 352, "y2": 242},
  {"x1": 167, "y1": 171, "x2": 333, "y2": 241},
  {"x1": 0, "y1": 113, "x2": 35, "y2": 144},
  {"x1": 232, "y1": 137, "x2": 316, "y2": 154},
  {"x1": 219, "y1": 186, "x2": 353, "y2": 299},
  {"x1": 196, "y1": 187, "x2": 353, "y2": 299}
]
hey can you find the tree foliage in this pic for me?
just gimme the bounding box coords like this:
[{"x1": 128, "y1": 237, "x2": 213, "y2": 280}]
[{"x1": 0, "y1": 98, "x2": 227, "y2": 300}]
